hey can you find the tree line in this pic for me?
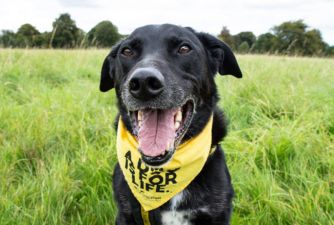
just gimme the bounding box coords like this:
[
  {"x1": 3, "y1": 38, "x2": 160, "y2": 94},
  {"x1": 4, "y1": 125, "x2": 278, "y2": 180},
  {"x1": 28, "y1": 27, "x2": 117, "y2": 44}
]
[
  {"x1": 0, "y1": 13, "x2": 121, "y2": 49},
  {"x1": 219, "y1": 20, "x2": 334, "y2": 56},
  {"x1": 1, "y1": 13, "x2": 333, "y2": 56}
]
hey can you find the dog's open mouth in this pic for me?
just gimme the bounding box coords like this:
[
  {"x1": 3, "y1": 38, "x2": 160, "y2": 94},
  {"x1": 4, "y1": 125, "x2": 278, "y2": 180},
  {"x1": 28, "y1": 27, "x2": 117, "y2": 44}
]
[{"x1": 130, "y1": 100, "x2": 194, "y2": 166}]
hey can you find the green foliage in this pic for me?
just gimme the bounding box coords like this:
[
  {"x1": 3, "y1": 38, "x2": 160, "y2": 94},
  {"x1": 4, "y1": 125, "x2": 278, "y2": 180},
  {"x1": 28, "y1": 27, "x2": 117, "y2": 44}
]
[
  {"x1": 0, "y1": 26, "x2": 50, "y2": 48},
  {"x1": 303, "y1": 29, "x2": 327, "y2": 56},
  {"x1": 51, "y1": 13, "x2": 84, "y2": 48},
  {"x1": 0, "y1": 30, "x2": 17, "y2": 47},
  {"x1": 273, "y1": 20, "x2": 326, "y2": 56},
  {"x1": 218, "y1": 26, "x2": 235, "y2": 49},
  {"x1": 219, "y1": 20, "x2": 333, "y2": 56},
  {"x1": 234, "y1": 31, "x2": 256, "y2": 51},
  {"x1": 0, "y1": 50, "x2": 333, "y2": 224},
  {"x1": 253, "y1": 33, "x2": 278, "y2": 54},
  {"x1": 1, "y1": 16, "x2": 333, "y2": 56},
  {"x1": 87, "y1": 21, "x2": 121, "y2": 48},
  {"x1": 15, "y1": 24, "x2": 41, "y2": 48},
  {"x1": 0, "y1": 13, "x2": 121, "y2": 49},
  {"x1": 238, "y1": 41, "x2": 250, "y2": 53},
  {"x1": 325, "y1": 45, "x2": 334, "y2": 56},
  {"x1": 273, "y1": 20, "x2": 308, "y2": 54},
  {"x1": 37, "y1": 32, "x2": 52, "y2": 48}
]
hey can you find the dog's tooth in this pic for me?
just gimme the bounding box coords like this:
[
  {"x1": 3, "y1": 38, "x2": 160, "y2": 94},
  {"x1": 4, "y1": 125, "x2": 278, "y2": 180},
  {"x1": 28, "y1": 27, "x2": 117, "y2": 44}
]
[
  {"x1": 167, "y1": 142, "x2": 172, "y2": 150},
  {"x1": 175, "y1": 110, "x2": 182, "y2": 122},
  {"x1": 175, "y1": 121, "x2": 180, "y2": 130},
  {"x1": 138, "y1": 110, "x2": 143, "y2": 121}
]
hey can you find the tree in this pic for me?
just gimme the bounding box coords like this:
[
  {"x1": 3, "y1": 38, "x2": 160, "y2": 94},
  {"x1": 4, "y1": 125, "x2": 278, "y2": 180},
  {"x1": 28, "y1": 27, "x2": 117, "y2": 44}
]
[
  {"x1": 87, "y1": 21, "x2": 121, "y2": 47},
  {"x1": 50, "y1": 13, "x2": 82, "y2": 48},
  {"x1": 234, "y1": 31, "x2": 256, "y2": 51},
  {"x1": 0, "y1": 30, "x2": 17, "y2": 47},
  {"x1": 238, "y1": 41, "x2": 250, "y2": 53},
  {"x1": 16, "y1": 23, "x2": 40, "y2": 47},
  {"x1": 324, "y1": 44, "x2": 334, "y2": 56},
  {"x1": 76, "y1": 28, "x2": 87, "y2": 48},
  {"x1": 218, "y1": 26, "x2": 235, "y2": 49},
  {"x1": 273, "y1": 20, "x2": 307, "y2": 54},
  {"x1": 273, "y1": 20, "x2": 327, "y2": 56},
  {"x1": 303, "y1": 29, "x2": 326, "y2": 56},
  {"x1": 36, "y1": 32, "x2": 52, "y2": 48},
  {"x1": 253, "y1": 33, "x2": 278, "y2": 54}
]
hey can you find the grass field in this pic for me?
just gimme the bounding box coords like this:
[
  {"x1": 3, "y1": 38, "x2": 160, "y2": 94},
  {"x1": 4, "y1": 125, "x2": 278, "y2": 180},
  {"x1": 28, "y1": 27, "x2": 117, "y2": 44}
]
[{"x1": 0, "y1": 49, "x2": 333, "y2": 225}]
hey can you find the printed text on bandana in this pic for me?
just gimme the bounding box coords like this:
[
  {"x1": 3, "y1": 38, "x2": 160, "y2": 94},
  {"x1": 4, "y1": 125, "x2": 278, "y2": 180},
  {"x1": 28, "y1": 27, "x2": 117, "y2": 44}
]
[{"x1": 125, "y1": 150, "x2": 180, "y2": 194}]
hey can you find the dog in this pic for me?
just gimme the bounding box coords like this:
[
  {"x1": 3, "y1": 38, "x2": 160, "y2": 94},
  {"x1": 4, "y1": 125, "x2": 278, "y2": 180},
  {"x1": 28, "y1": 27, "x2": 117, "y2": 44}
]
[{"x1": 99, "y1": 24, "x2": 242, "y2": 225}]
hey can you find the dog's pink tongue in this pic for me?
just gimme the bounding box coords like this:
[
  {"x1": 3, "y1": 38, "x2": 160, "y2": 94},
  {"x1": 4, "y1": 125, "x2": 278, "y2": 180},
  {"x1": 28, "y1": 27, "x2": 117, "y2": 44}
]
[{"x1": 138, "y1": 109, "x2": 177, "y2": 157}]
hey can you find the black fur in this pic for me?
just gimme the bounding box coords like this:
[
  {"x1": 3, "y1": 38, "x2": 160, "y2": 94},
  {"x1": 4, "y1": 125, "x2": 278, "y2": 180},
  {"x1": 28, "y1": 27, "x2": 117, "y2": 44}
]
[{"x1": 100, "y1": 24, "x2": 242, "y2": 225}]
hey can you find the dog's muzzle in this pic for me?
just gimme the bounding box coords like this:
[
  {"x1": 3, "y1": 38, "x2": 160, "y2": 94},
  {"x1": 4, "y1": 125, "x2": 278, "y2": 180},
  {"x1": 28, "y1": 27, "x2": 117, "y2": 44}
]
[{"x1": 122, "y1": 67, "x2": 195, "y2": 166}]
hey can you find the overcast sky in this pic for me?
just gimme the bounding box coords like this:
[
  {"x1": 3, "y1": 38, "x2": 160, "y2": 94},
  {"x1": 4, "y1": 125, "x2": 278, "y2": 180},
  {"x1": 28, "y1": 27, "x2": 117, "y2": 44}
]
[{"x1": 1, "y1": 0, "x2": 333, "y2": 45}]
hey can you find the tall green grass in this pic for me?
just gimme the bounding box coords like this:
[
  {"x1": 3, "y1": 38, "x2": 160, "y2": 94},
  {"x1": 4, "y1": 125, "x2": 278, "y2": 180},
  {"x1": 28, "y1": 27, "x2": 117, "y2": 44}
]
[{"x1": 0, "y1": 49, "x2": 333, "y2": 225}]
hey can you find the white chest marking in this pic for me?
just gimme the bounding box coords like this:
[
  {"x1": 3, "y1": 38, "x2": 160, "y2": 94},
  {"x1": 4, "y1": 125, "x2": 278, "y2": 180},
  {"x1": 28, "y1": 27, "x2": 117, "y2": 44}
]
[
  {"x1": 170, "y1": 191, "x2": 185, "y2": 210},
  {"x1": 161, "y1": 211, "x2": 193, "y2": 225},
  {"x1": 161, "y1": 191, "x2": 193, "y2": 225}
]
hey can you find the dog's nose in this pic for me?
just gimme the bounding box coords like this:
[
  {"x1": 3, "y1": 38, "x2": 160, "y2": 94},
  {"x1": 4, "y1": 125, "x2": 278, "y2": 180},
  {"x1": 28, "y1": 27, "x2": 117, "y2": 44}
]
[{"x1": 129, "y1": 68, "x2": 165, "y2": 100}]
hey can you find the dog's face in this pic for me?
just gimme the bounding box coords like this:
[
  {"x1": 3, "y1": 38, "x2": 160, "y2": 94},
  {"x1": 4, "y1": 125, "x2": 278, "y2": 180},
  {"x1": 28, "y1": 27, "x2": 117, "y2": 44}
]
[{"x1": 100, "y1": 24, "x2": 241, "y2": 167}]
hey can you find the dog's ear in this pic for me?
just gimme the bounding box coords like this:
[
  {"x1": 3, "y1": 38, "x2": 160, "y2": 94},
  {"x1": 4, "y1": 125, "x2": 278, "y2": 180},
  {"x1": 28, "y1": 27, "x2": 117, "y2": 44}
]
[
  {"x1": 100, "y1": 42, "x2": 121, "y2": 92},
  {"x1": 196, "y1": 32, "x2": 242, "y2": 78},
  {"x1": 100, "y1": 55, "x2": 114, "y2": 92}
]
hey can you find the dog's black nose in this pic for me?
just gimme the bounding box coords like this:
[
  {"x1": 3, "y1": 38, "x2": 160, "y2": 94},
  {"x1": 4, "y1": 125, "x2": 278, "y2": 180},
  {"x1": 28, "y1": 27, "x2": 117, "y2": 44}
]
[{"x1": 129, "y1": 68, "x2": 165, "y2": 100}]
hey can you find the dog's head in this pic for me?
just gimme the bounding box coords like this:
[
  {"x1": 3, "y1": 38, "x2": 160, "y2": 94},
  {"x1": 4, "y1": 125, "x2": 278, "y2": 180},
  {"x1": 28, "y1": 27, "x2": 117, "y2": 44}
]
[{"x1": 100, "y1": 24, "x2": 241, "y2": 166}]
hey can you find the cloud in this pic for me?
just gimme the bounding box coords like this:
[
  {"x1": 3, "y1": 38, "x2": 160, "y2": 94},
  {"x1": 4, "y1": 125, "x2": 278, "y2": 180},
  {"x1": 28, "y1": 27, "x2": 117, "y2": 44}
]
[{"x1": 56, "y1": 0, "x2": 99, "y2": 8}]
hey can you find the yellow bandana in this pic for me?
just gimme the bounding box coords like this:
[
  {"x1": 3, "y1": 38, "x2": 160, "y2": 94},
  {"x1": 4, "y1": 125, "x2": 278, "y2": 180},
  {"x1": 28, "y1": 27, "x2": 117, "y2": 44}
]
[{"x1": 116, "y1": 115, "x2": 213, "y2": 212}]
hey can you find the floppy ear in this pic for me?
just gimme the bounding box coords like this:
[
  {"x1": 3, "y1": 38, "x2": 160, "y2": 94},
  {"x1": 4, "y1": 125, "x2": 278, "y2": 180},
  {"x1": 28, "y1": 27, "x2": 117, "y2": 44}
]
[
  {"x1": 100, "y1": 56, "x2": 114, "y2": 92},
  {"x1": 196, "y1": 32, "x2": 242, "y2": 78},
  {"x1": 100, "y1": 43, "x2": 121, "y2": 92}
]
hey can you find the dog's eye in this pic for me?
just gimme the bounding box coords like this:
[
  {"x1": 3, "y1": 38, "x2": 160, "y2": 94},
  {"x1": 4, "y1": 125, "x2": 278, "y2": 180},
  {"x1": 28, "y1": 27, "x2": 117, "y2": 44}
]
[
  {"x1": 178, "y1": 45, "x2": 191, "y2": 54},
  {"x1": 121, "y1": 47, "x2": 134, "y2": 57}
]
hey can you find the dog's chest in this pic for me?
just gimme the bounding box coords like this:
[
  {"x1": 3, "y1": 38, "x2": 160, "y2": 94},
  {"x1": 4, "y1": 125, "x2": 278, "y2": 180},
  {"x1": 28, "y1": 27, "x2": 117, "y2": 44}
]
[
  {"x1": 161, "y1": 210, "x2": 193, "y2": 225},
  {"x1": 160, "y1": 191, "x2": 193, "y2": 225}
]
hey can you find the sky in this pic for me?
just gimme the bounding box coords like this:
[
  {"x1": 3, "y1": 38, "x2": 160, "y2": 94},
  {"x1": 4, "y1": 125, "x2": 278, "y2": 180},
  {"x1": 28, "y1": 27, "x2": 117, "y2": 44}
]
[{"x1": 1, "y1": 0, "x2": 333, "y2": 45}]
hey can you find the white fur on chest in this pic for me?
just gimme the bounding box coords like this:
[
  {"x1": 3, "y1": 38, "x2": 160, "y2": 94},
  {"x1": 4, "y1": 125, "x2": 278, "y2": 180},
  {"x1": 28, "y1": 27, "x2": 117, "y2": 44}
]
[
  {"x1": 161, "y1": 210, "x2": 193, "y2": 225},
  {"x1": 160, "y1": 191, "x2": 210, "y2": 225},
  {"x1": 161, "y1": 191, "x2": 193, "y2": 225}
]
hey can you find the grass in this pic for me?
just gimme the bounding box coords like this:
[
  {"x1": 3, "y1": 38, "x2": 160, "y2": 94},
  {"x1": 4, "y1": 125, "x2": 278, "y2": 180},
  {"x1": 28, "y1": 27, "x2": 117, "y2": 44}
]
[{"x1": 0, "y1": 49, "x2": 333, "y2": 225}]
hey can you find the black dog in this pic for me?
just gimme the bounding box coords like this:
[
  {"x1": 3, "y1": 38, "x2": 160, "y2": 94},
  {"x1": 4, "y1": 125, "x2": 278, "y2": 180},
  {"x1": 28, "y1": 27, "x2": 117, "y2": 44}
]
[{"x1": 100, "y1": 24, "x2": 242, "y2": 225}]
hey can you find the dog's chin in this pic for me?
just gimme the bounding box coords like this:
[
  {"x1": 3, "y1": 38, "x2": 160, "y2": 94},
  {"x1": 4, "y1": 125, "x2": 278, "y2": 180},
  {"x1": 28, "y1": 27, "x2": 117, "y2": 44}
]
[{"x1": 128, "y1": 99, "x2": 195, "y2": 167}]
